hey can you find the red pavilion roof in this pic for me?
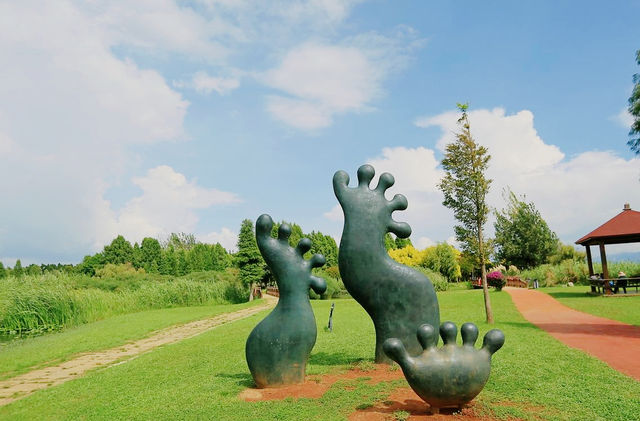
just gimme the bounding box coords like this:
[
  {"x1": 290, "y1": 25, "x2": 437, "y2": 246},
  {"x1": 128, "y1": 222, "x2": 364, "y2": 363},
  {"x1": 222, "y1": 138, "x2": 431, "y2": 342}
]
[{"x1": 576, "y1": 204, "x2": 640, "y2": 246}]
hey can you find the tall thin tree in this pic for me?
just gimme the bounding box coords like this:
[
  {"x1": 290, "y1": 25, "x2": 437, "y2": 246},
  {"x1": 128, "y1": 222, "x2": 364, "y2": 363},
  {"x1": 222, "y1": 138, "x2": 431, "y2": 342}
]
[
  {"x1": 438, "y1": 103, "x2": 494, "y2": 323},
  {"x1": 628, "y1": 49, "x2": 640, "y2": 154}
]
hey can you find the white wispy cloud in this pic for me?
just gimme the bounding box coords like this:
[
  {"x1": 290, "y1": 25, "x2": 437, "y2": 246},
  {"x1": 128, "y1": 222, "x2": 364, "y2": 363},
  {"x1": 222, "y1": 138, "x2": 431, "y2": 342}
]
[
  {"x1": 0, "y1": 1, "x2": 241, "y2": 262},
  {"x1": 200, "y1": 227, "x2": 238, "y2": 252},
  {"x1": 612, "y1": 107, "x2": 634, "y2": 128},
  {"x1": 417, "y1": 107, "x2": 639, "y2": 245},
  {"x1": 263, "y1": 27, "x2": 424, "y2": 130},
  {"x1": 107, "y1": 166, "x2": 240, "y2": 245},
  {"x1": 175, "y1": 71, "x2": 241, "y2": 95},
  {"x1": 323, "y1": 107, "x2": 640, "y2": 251},
  {"x1": 264, "y1": 43, "x2": 379, "y2": 129},
  {"x1": 323, "y1": 205, "x2": 343, "y2": 222}
]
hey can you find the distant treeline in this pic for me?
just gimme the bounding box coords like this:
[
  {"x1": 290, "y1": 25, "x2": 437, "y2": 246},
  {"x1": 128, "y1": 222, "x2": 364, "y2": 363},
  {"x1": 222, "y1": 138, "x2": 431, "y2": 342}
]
[
  {"x1": 0, "y1": 233, "x2": 232, "y2": 279},
  {"x1": 0, "y1": 222, "x2": 342, "y2": 281},
  {"x1": 79, "y1": 233, "x2": 232, "y2": 276}
]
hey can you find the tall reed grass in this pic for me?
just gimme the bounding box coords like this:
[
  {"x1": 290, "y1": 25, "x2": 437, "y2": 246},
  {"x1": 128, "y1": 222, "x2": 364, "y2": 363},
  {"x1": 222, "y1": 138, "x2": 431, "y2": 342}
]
[
  {"x1": 519, "y1": 260, "x2": 640, "y2": 287},
  {"x1": 0, "y1": 271, "x2": 248, "y2": 334}
]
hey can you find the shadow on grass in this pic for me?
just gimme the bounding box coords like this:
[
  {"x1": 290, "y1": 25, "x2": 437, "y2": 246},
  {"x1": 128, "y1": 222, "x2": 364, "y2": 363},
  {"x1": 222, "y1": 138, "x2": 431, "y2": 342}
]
[
  {"x1": 498, "y1": 321, "x2": 540, "y2": 331},
  {"x1": 215, "y1": 372, "x2": 255, "y2": 389},
  {"x1": 546, "y1": 291, "x2": 597, "y2": 299}
]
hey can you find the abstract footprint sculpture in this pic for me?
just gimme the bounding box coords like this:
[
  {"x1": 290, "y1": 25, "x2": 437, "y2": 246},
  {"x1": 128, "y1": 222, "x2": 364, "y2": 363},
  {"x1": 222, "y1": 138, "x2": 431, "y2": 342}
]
[
  {"x1": 245, "y1": 214, "x2": 327, "y2": 388},
  {"x1": 383, "y1": 322, "x2": 505, "y2": 413},
  {"x1": 333, "y1": 164, "x2": 440, "y2": 363}
]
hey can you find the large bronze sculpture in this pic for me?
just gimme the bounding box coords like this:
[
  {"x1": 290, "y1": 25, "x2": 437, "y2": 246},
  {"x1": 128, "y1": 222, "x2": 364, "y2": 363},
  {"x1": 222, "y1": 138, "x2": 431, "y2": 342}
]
[
  {"x1": 245, "y1": 214, "x2": 327, "y2": 388},
  {"x1": 383, "y1": 322, "x2": 505, "y2": 413},
  {"x1": 333, "y1": 164, "x2": 440, "y2": 363}
]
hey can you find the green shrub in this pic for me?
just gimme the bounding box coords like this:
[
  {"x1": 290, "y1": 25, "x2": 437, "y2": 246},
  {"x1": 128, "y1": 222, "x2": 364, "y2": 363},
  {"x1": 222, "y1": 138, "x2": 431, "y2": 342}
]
[
  {"x1": 416, "y1": 267, "x2": 449, "y2": 291},
  {"x1": 309, "y1": 270, "x2": 349, "y2": 300}
]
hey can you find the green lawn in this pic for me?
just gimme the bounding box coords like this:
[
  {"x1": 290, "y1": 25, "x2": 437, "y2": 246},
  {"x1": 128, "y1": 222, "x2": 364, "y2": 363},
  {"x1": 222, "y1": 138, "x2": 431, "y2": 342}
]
[
  {"x1": 1, "y1": 291, "x2": 638, "y2": 420},
  {"x1": 0, "y1": 300, "x2": 262, "y2": 380},
  {"x1": 541, "y1": 286, "x2": 640, "y2": 325}
]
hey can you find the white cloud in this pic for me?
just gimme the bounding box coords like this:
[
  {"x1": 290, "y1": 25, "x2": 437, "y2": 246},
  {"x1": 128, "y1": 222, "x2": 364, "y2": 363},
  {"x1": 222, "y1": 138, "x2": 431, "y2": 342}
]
[
  {"x1": 0, "y1": 2, "x2": 201, "y2": 262},
  {"x1": 612, "y1": 107, "x2": 634, "y2": 128},
  {"x1": 416, "y1": 237, "x2": 435, "y2": 249},
  {"x1": 200, "y1": 227, "x2": 238, "y2": 252},
  {"x1": 108, "y1": 166, "x2": 240, "y2": 244},
  {"x1": 266, "y1": 44, "x2": 378, "y2": 110},
  {"x1": 264, "y1": 43, "x2": 379, "y2": 129},
  {"x1": 80, "y1": 0, "x2": 234, "y2": 62},
  {"x1": 368, "y1": 146, "x2": 443, "y2": 194},
  {"x1": 0, "y1": 2, "x2": 189, "y2": 149},
  {"x1": 196, "y1": 0, "x2": 364, "y2": 37},
  {"x1": 357, "y1": 107, "x2": 640, "y2": 251},
  {"x1": 0, "y1": 0, "x2": 374, "y2": 263},
  {"x1": 275, "y1": 0, "x2": 364, "y2": 24},
  {"x1": 323, "y1": 205, "x2": 343, "y2": 222},
  {"x1": 264, "y1": 28, "x2": 422, "y2": 129},
  {"x1": 0, "y1": 132, "x2": 15, "y2": 155},
  {"x1": 445, "y1": 236, "x2": 461, "y2": 250},
  {"x1": 191, "y1": 72, "x2": 240, "y2": 95},
  {"x1": 416, "y1": 108, "x2": 564, "y2": 173},
  {"x1": 174, "y1": 71, "x2": 240, "y2": 95}
]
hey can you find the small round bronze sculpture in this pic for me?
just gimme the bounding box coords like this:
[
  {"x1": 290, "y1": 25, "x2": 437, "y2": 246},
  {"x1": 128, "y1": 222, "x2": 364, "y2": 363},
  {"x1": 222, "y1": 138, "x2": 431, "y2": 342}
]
[
  {"x1": 333, "y1": 164, "x2": 440, "y2": 363},
  {"x1": 383, "y1": 322, "x2": 505, "y2": 413},
  {"x1": 245, "y1": 214, "x2": 327, "y2": 388}
]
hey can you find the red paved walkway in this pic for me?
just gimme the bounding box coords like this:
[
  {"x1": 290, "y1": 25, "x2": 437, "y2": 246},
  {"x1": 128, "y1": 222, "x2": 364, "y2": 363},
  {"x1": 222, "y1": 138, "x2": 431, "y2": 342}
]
[{"x1": 505, "y1": 287, "x2": 640, "y2": 381}]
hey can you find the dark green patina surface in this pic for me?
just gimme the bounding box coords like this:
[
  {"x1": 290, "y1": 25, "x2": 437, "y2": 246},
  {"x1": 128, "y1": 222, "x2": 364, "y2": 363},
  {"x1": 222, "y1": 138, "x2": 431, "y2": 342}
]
[
  {"x1": 245, "y1": 214, "x2": 327, "y2": 388},
  {"x1": 384, "y1": 322, "x2": 505, "y2": 410},
  {"x1": 333, "y1": 164, "x2": 440, "y2": 363}
]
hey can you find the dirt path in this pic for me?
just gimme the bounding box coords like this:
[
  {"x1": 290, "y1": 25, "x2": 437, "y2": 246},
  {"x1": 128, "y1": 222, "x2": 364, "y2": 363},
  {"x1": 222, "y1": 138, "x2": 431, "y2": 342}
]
[
  {"x1": 0, "y1": 296, "x2": 276, "y2": 406},
  {"x1": 505, "y1": 287, "x2": 640, "y2": 380}
]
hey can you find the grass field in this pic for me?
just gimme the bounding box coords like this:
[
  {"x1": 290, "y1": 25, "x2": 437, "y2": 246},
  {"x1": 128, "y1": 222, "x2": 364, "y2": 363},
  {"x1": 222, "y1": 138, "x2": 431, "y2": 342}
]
[
  {"x1": 542, "y1": 285, "x2": 640, "y2": 325},
  {"x1": 0, "y1": 290, "x2": 638, "y2": 420},
  {"x1": 0, "y1": 270, "x2": 248, "y2": 335},
  {"x1": 0, "y1": 300, "x2": 261, "y2": 381}
]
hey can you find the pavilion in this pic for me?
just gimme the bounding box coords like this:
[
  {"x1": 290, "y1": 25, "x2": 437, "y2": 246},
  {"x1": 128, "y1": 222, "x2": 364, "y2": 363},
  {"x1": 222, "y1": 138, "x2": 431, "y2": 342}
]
[{"x1": 576, "y1": 204, "x2": 640, "y2": 292}]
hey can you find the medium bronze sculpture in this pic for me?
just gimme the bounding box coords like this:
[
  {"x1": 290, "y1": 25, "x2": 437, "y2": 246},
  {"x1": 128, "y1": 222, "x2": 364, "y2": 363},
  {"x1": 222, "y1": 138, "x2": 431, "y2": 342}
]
[
  {"x1": 383, "y1": 322, "x2": 505, "y2": 413},
  {"x1": 245, "y1": 214, "x2": 327, "y2": 388},
  {"x1": 333, "y1": 164, "x2": 440, "y2": 363}
]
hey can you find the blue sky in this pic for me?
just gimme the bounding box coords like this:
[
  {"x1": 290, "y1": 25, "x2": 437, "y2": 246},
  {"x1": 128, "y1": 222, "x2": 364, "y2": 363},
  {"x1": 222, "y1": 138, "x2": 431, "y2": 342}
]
[{"x1": 1, "y1": 0, "x2": 639, "y2": 264}]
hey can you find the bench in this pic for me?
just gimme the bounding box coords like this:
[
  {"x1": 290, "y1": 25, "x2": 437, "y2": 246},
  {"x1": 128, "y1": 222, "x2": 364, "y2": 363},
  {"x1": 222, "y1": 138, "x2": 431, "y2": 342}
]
[{"x1": 589, "y1": 277, "x2": 640, "y2": 295}]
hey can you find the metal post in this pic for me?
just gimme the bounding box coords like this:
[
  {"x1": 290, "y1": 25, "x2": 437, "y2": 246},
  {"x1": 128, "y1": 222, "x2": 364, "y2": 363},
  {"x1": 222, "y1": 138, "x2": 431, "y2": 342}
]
[{"x1": 328, "y1": 302, "x2": 335, "y2": 332}]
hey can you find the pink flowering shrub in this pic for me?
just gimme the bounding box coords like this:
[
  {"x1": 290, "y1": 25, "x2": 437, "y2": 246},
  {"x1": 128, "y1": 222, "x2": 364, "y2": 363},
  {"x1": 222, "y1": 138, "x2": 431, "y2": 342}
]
[{"x1": 487, "y1": 270, "x2": 506, "y2": 291}]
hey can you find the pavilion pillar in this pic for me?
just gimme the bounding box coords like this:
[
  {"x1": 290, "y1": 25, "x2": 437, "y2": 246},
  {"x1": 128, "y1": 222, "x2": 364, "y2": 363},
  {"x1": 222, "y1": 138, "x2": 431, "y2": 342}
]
[
  {"x1": 598, "y1": 243, "x2": 609, "y2": 279},
  {"x1": 585, "y1": 246, "x2": 596, "y2": 293},
  {"x1": 599, "y1": 243, "x2": 611, "y2": 295},
  {"x1": 585, "y1": 246, "x2": 594, "y2": 276}
]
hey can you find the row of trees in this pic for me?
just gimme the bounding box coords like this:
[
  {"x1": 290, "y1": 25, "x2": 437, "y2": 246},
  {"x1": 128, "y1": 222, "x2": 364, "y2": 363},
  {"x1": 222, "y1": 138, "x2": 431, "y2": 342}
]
[
  {"x1": 78, "y1": 233, "x2": 232, "y2": 276},
  {"x1": 1, "y1": 220, "x2": 340, "y2": 287},
  {"x1": 0, "y1": 260, "x2": 74, "y2": 278}
]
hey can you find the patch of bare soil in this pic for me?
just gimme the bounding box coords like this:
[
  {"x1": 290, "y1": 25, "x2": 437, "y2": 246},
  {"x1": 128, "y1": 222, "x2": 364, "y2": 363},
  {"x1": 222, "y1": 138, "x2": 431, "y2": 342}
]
[
  {"x1": 348, "y1": 387, "x2": 496, "y2": 421},
  {"x1": 238, "y1": 363, "x2": 403, "y2": 401},
  {"x1": 0, "y1": 296, "x2": 275, "y2": 406},
  {"x1": 240, "y1": 363, "x2": 514, "y2": 420}
]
